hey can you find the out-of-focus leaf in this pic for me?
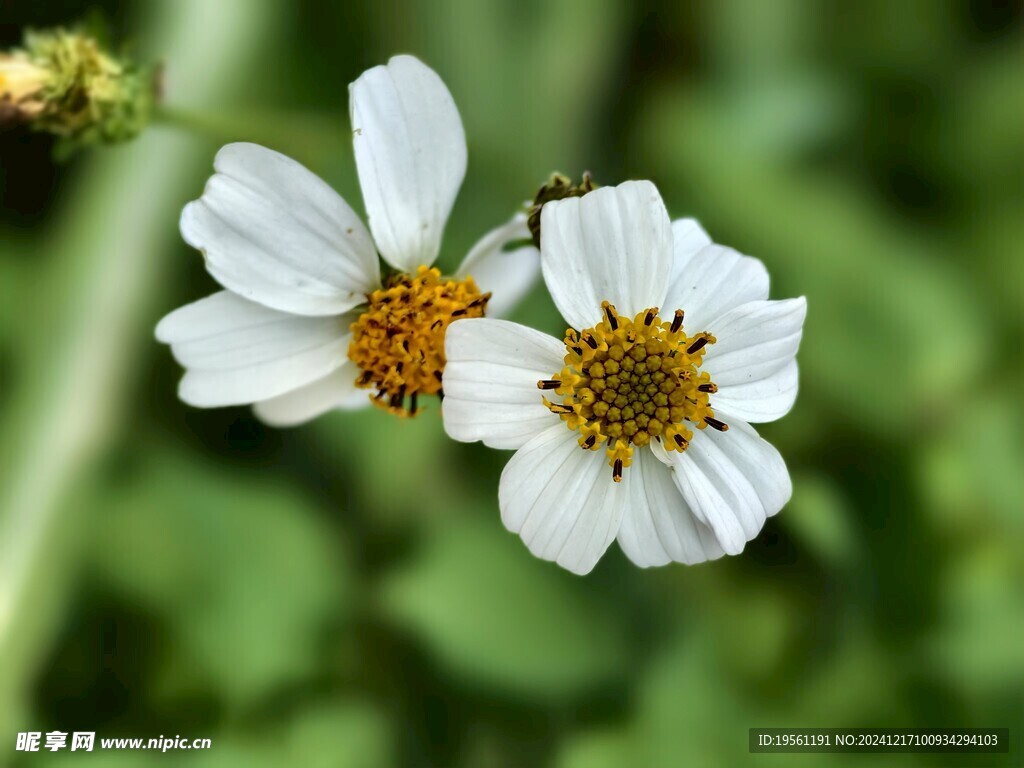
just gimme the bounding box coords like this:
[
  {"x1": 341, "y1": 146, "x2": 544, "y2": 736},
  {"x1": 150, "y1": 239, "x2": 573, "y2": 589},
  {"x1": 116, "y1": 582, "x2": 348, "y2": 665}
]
[
  {"x1": 281, "y1": 700, "x2": 394, "y2": 768},
  {"x1": 928, "y1": 544, "x2": 1024, "y2": 692},
  {"x1": 380, "y1": 515, "x2": 627, "y2": 700},
  {"x1": 315, "y1": 408, "x2": 462, "y2": 521},
  {"x1": 88, "y1": 450, "x2": 349, "y2": 708},
  {"x1": 784, "y1": 473, "x2": 859, "y2": 568},
  {"x1": 559, "y1": 629, "x2": 935, "y2": 768},
  {"x1": 558, "y1": 729, "x2": 632, "y2": 768},
  {"x1": 704, "y1": 581, "x2": 796, "y2": 682},
  {"x1": 916, "y1": 395, "x2": 1024, "y2": 533},
  {"x1": 556, "y1": 635, "x2": 793, "y2": 768}
]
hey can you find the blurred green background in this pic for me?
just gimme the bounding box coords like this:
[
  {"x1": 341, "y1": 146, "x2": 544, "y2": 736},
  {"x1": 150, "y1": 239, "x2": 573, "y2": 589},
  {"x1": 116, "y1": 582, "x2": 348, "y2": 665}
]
[{"x1": 1, "y1": 1, "x2": 1021, "y2": 766}]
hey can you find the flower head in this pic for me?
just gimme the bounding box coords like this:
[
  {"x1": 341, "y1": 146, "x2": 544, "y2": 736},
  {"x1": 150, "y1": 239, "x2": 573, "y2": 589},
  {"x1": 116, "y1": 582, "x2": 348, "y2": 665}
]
[
  {"x1": 156, "y1": 55, "x2": 539, "y2": 425},
  {"x1": 442, "y1": 180, "x2": 806, "y2": 574},
  {"x1": 0, "y1": 28, "x2": 154, "y2": 154}
]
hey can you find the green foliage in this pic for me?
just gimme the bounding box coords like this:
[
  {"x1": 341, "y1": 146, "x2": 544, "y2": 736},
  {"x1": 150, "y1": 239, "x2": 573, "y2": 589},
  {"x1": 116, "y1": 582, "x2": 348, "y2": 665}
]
[
  {"x1": 87, "y1": 451, "x2": 351, "y2": 709},
  {"x1": 381, "y1": 516, "x2": 628, "y2": 699}
]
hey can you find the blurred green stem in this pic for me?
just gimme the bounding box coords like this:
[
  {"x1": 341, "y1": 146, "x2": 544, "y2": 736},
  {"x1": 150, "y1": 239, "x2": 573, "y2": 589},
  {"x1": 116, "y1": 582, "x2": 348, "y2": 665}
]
[{"x1": 0, "y1": 0, "x2": 279, "y2": 739}]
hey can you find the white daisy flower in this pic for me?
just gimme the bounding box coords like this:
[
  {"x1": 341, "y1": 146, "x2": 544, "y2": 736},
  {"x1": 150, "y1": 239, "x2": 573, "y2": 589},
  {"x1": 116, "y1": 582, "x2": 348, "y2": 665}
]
[
  {"x1": 156, "y1": 55, "x2": 539, "y2": 425},
  {"x1": 443, "y1": 180, "x2": 806, "y2": 574}
]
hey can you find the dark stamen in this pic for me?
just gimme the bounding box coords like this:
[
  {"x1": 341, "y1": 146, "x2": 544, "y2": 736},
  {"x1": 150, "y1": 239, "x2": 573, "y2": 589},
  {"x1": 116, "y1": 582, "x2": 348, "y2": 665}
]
[
  {"x1": 431, "y1": 319, "x2": 443, "y2": 331},
  {"x1": 673, "y1": 433, "x2": 689, "y2": 449},
  {"x1": 613, "y1": 459, "x2": 623, "y2": 482},
  {"x1": 537, "y1": 379, "x2": 562, "y2": 390},
  {"x1": 687, "y1": 335, "x2": 709, "y2": 354},
  {"x1": 670, "y1": 309, "x2": 684, "y2": 334},
  {"x1": 451, "y1": 308, "x2": 467, "y2": 317},
  {"x1": 603, "y1": 303, "x2": 619, "y2": 330},
  {"x1": 644, "y1": 307, "x2": 658, "y2": 326},
  {"x1": 581, "y1": 435, "x2": 596, "y2": 449},
  {"x1": 433, "y1": 370, "x2": 443, "y2": 382},
  {"x1": 549, "y1": 403, "x2": 575, "y2": 414},
  {"x1": 409, "y1": 392, "x2": 418, "y2": 415},
  {"x1": 698, "y1": 383, "x2": 718, "y2": 393},
  {"x1": 390, "y1": 385, "x2": 406, "y2": 409},
  {"x1": 705, "y1": 417, "x2": 729, "y2": 432},
  {"x1": 582, "y1": 333, "x2": 598, "y2": 349}
]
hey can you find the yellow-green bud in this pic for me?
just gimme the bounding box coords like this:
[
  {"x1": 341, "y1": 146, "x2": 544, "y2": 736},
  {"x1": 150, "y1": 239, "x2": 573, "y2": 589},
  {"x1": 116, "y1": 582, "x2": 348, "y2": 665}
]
[{"x1": 0, "y1": 28, "x2": 155, "y2": 155}]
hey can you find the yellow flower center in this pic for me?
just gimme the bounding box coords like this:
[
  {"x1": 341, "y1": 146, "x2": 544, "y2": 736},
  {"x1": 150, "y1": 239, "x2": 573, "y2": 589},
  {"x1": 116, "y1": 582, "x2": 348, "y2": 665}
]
[
  {"x1": 539, "y1": 302, "x2": 727, "y2": 482},
  {"x1": 348, "y1": 265, "x2": 490, "y2": 416}
]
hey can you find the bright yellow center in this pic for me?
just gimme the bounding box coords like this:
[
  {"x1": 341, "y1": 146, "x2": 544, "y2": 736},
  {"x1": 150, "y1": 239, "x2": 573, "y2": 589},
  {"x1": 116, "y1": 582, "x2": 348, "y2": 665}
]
[
  {"x1": 540, "y1": 302, "x2": 727, "y2": 482},
  {"x1": 348, "y1": 265, "x2": 489, "y2": 416}
]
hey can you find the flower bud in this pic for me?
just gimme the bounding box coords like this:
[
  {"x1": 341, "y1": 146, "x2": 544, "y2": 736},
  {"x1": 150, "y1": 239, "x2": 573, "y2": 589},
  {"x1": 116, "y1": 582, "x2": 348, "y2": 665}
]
[
  {"x1": 527, "y1": 172, "x2": 598, "y2": 248},
  {"x1": 0, "y1": 28, "x2": 155, "y2": 155}
]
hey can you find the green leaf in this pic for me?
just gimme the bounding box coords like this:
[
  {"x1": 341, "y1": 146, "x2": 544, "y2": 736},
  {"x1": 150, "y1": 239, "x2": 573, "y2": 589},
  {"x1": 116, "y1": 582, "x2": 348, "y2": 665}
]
[
  {"x1": 783, "y1": 473, "x2": 859, "y2": 569},
  {"x1": 88, "y1": 450, "x2": 350, "y2": 708},
  {"x1": 380, "y1": 515, "x2": 627, "y2": 700}
]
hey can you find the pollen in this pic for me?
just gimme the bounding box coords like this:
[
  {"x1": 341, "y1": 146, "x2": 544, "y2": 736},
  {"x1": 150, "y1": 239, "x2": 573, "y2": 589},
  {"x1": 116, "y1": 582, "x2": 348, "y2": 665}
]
[
  {"x1": 539, "y1": 302, "x2": 726, "y2": 482},
  {"x1": 348, "y1": 266, "x2": 490, "y2": 416}
]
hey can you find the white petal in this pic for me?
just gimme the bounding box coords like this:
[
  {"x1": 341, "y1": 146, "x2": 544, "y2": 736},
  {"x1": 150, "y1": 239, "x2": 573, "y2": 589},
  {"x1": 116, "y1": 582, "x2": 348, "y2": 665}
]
[
  {"x1": 181, "y1": 143, "x2": 379, "y2": 316},
  {"x1": 617, "y1": 448, "x2": 725, "y2": 567},
  {"x1": 442, "y1": 318, "x2": 563, "y2": 449},
  {"x1": 668, "y1": 217, "x2": 712, "y2": 286},
  {"x1": 540, "y1": 180, "x2": 672, "y2": 329},
  {"x1": 156, "y1": 291, "x2": 351, "y2": 407},
  {"x1": 499, "y1": 423, "x2": 626, "y2": 575},
  {"x1": 702, "y1": 297, "x2": 807, "y2": 387},
  {"x1": 455, "y1": 213, "x2": 540, "y2": 318},
  {"x1": 252, "y1": 363, "x2": 369, "y2": 427},
  {"x1": 712, "y1": 360, "x2": 799, "y2": 423},
  {"x1": 350, "y1": 55, "x2": 466, "y2": 272},
  {"x1": 659, "y1": 419, "x2": 792, "y2": 555},
  {"x1": 664, "y1": 243, "x2": 770, "y2": 332}
]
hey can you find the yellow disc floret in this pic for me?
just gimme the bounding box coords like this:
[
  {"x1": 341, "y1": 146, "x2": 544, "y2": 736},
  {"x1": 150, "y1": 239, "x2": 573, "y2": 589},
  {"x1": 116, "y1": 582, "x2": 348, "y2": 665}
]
[
  {"x1": 539, "y1": 302, "x2": 727, "y2": 482},
  {"x1": 349, "y1": 266, "x2": 490, "y2": 416}
]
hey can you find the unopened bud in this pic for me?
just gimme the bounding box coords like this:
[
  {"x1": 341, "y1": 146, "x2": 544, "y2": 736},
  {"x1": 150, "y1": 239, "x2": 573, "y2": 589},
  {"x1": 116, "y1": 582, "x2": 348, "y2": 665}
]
[
  {"x1": 526, "y1": 172, "x2": 598, "y2": 248},
  {"x1": 0, "y1": 28, "x2": 156, "y2": 155}
]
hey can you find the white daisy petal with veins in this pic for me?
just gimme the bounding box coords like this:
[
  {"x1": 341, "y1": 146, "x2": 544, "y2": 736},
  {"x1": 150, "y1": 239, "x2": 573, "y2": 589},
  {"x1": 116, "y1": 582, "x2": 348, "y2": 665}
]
[{"x1": 349, "y1": 54, "x2": 467, "y2": 273}]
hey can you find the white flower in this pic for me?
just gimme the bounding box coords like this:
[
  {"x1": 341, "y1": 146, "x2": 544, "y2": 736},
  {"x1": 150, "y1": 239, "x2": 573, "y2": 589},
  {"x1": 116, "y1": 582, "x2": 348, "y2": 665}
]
[
  {"x1": 442, "y1": 180, "x2": 806, "y2": 574},
  {"x1": 156, "y1": 55, "x2": 539, "y2": 425}
]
